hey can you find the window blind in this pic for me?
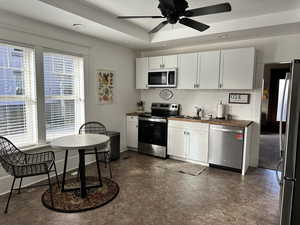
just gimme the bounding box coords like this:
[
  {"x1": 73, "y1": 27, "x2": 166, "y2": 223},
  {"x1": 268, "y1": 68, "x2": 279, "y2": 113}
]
[
  {"x1": 43, "y1": 52, "x2": 85, "y2": 140},
  {"x1": 0, "y1": 43, "x2": 37, "y2": 147}
]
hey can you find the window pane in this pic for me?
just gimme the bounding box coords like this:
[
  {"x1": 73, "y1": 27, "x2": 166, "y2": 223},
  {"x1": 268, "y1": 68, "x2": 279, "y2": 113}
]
[
  {"x1": 45, "y1": 99, "x2": 75, "y2": 138},
  {"x1": 0, "y1": 44, "x2": 36, "y2": 147},
  {"x1": 9, "y1": 48, "x2": 23, "y2": 69},
  {"x1": 0, "y1": 69, "x2": 25, "y2": 96},
  {"x1": 0, "y1": 45, "x2": 8, "y2": 67},
  {"x1": 44, "y1": 73, "x2": 74, "y2": 96},
  {"x1": 44, "y1": 52, "x2": 84, "y2": 140},
  {"x1": 53, "y1": 55, "x2": 64, "y2": 73},
  {"x1": 0, "y1": 101, "x2": 26, "y2": 136}
]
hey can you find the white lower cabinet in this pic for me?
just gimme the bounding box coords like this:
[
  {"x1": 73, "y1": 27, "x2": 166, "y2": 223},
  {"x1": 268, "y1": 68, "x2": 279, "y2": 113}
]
[
  {"x1": 186, "y1": 128, "x2": 209, "y2": 163},
  {"x1": 127, "y1": 116, "x2": 138, "y2": 149},
  {"x1": 168, "y1": 121, "x2": 209, "y2": 164},
  {"x1": 167, "y1": 126, "x2": 186, "y2": 158}
]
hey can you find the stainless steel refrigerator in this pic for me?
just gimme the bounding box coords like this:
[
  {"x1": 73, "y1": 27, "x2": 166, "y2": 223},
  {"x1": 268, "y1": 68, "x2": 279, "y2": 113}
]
[{"x1": 280, "y1": 60, "x2": 300, "y2": 225}]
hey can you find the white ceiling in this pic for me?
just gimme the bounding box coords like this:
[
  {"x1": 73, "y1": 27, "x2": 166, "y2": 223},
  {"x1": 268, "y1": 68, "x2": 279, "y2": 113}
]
[
  {"x1": 0, "y1": 0, "x2": 300, "y2": 50},
  {"x1": 84, "y1": 0, "x2": 300, "y2": 31}
]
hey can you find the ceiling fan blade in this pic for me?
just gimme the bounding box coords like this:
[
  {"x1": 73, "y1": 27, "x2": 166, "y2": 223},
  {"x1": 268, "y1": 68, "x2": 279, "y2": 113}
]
[
  {"x1": 149, "y1": 21, "x2": 169, "y2": 33},
  {"x1": 185, "y1": 3, "x2": 232, "y2": 17},
  {"x1": 179, "y1": 18, "x2": 210, "y2": 32},
  {"x1": 117, "y1": 16, "x2": 164, "y2": 19}
]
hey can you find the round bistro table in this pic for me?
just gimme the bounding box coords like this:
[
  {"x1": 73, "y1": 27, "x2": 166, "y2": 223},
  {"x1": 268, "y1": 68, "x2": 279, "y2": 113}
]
[{"x1": 51, "y1": 134, "x2": 110, "y2": 198}]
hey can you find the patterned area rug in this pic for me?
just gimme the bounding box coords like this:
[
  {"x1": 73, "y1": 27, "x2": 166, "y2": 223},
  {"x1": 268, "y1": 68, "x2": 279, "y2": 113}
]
[
  {"x1": 155, "y1": 160, "x2": 207, "y2": 176},
  {"x1": 42, "y1": 177, "x2": 119, "y2": 213}
]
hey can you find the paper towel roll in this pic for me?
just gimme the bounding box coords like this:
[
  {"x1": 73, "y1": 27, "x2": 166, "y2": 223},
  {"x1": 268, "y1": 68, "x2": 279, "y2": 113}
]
[{"x1": 217, "y1": 102, "x2": 225, "y2": 119}]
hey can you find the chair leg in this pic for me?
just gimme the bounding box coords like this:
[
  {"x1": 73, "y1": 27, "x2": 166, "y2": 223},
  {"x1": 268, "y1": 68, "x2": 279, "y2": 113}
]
[
  {"x1": 53, "y1": 162, "x2": 60, "y2": 189},
  {"x1": 4, "y1": 177, "x2": 16, "y2": 214},
  {"x1": 18, "y1": 178, "x2": 23, "y2": 194},
  {"x1": 47, "y1": 172, "x2": 54, "y2": 207},
  {"x1": 106, "y1": 153, "x2": 113, "y2": 179},
  {"x1": 95, "y1": 149, "x2": 103, "y2": 187}
]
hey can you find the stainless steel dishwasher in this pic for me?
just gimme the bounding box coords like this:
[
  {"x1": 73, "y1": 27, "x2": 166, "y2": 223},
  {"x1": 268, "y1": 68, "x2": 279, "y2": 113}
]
[{"x1": 209, "y1": 124, "x2": 244, "y2": 171}]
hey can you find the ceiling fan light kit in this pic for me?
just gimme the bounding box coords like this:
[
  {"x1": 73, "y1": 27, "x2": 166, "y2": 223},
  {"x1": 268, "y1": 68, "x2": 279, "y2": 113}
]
[{"x1": 117, "y1": 0, "x2": 232, "y2": 33}]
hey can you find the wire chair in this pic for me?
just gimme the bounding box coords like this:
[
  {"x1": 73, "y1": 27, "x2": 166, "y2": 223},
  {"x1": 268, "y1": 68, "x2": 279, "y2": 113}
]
[
  {"x1": 79, "y1": 122, "x2": 112, "y2": 179},
  {"x1": 0, "y1": 136, "x2": 60, "y2": 213}
]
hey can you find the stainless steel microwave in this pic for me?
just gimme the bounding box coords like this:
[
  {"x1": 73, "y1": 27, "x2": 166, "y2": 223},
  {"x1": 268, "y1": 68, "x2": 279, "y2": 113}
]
[{"x1": 148, "y1": 69, "x2": 177, "y2": 88}]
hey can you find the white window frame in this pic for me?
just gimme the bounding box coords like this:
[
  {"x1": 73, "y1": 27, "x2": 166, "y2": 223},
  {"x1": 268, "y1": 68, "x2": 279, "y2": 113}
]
[
  {"x1": 0, "y1": 43, "x2": 37, "y2": 147},
  {"x1": 43, "y1": 52, "x2": 85, "y2": 141}
]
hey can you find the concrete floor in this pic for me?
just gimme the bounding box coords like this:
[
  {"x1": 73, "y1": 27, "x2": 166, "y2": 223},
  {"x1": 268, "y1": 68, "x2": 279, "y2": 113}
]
[
  {"x1": 0, "y1": 151, "x2": 280, "y2": 225},
  {"x1": 259, "y1": 134, "x2": 281, "y2": 170}
]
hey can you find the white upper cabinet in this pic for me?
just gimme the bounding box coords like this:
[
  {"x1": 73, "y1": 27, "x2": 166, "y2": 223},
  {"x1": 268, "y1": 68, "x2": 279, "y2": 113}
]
[
  {"x1": 220, "y1": 47, "x2": 255, "y2": 90},
  {"x1": 178, "y1": 53, "x2": 198, "y2": 89},
  {"x1": 136, "y1": 47, "x2": 255, "y2": 90},
  {"x1": 198, "y1": 50, "x2": 221, "y2": 89},
  {"x1": 163, "y1": 55, "x2": 178, "y2": 68},
  {"x1": 149, "y1": 55, "x2": 178, "y2": 70},
  {"x1": 149, "y1": 56, "x2": 163, "y2": 70},
  {"x1": 136, "y1": 57, "x2": 149, "y2": 89}
]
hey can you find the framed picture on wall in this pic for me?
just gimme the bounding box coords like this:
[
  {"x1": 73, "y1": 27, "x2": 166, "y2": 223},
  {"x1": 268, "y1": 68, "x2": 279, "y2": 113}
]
[
  {"x1": 96, "y1": 69, "x2": 114, "y2": 104},
  {"x1": 229, "y1": 93, "x2": 250, "y2": 104}
]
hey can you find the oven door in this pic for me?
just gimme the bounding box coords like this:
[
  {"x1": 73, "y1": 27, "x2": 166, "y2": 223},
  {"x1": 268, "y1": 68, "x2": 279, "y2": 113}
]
[{"x1": 138, "y1": 118, "x2": 167, "y2": 146}]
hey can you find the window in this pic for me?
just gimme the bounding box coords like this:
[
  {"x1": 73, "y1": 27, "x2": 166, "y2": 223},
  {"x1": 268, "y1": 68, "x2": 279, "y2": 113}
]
[
  {"x1": 0, "y1": 43, "x2": 37, "y2": 147},
  {"x1": 43, "y1": 52, "x2": 84, "y2": 140}
]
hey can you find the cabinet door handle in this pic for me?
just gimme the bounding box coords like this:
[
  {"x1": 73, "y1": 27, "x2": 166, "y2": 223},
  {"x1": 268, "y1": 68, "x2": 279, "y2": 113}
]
[
  {"x1": 145, "y1": 84, "x2": 148, "y2": 88},
  {"x1": 219, "y1": 83, "x2": 222, "y2": 88}
]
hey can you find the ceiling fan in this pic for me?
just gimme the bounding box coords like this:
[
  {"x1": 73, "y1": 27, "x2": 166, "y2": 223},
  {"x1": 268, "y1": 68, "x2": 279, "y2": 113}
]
[{"x1": 117, "y1": 0, "x2": 232, "y2": 33}]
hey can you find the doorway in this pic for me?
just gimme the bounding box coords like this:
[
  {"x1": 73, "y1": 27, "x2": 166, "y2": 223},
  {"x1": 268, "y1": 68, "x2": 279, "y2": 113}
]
[{"x1": 259, "y1": 63, "x2": 290, "y2": 170}]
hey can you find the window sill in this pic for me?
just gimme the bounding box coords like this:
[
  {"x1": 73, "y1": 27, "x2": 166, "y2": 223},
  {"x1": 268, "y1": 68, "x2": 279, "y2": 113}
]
[{"x1": 21, "y1": 143, "x2": 50, "y2": 152}]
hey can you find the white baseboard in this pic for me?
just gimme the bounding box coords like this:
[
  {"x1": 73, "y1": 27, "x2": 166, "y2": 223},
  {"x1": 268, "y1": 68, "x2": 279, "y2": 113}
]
[{"x1": 0, "y1": 154, "x2": 96, "y2": 196}]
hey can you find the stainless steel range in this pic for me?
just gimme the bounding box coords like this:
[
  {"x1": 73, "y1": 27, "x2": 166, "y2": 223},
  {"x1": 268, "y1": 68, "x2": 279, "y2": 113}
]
[{"x1": 138, "y1": 103, "x2": 180, "y2": 158}]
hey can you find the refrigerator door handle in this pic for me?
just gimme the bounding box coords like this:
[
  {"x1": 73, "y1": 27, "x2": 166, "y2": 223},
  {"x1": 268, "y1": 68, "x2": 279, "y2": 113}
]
[
  {"x1": 284, "y1": 176, "x2": 296, "y2": 182},
  {"x1": 279, "y1": 73, "x2": 290, "y2": 155},
  {"x1": 276, "y1": 73, "x2": 290, "y2": 185},
  {"x1": 276, "y1": 159, "x2": 283, "y2": 185}
]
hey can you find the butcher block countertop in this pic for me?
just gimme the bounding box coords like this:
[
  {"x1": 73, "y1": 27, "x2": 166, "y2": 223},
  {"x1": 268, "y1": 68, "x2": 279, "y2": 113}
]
[
  {"x1": 126, "y1": 112, "x2": 145, "y2": 116},
  {"x1": 126, "y1": 112, "x2": 253, "y2": 128},
  {"x1": 168, "y1": 117, "x2": 253, "y2": 128}
]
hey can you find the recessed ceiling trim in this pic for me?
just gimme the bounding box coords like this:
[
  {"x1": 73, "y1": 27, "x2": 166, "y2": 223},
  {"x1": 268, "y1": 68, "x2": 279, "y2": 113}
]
[
  {"x1": 151, "y1": 8, "x2": 300, "y2": 43},
  {"x1": 38, "y1": 0, "x2": 150, "y2": 42}
]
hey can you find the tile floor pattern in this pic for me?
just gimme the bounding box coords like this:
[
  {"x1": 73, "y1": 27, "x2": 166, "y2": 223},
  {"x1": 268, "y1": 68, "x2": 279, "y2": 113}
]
[{"x1": 0, "y1": 151, "x2": 280, "y2": 225}]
